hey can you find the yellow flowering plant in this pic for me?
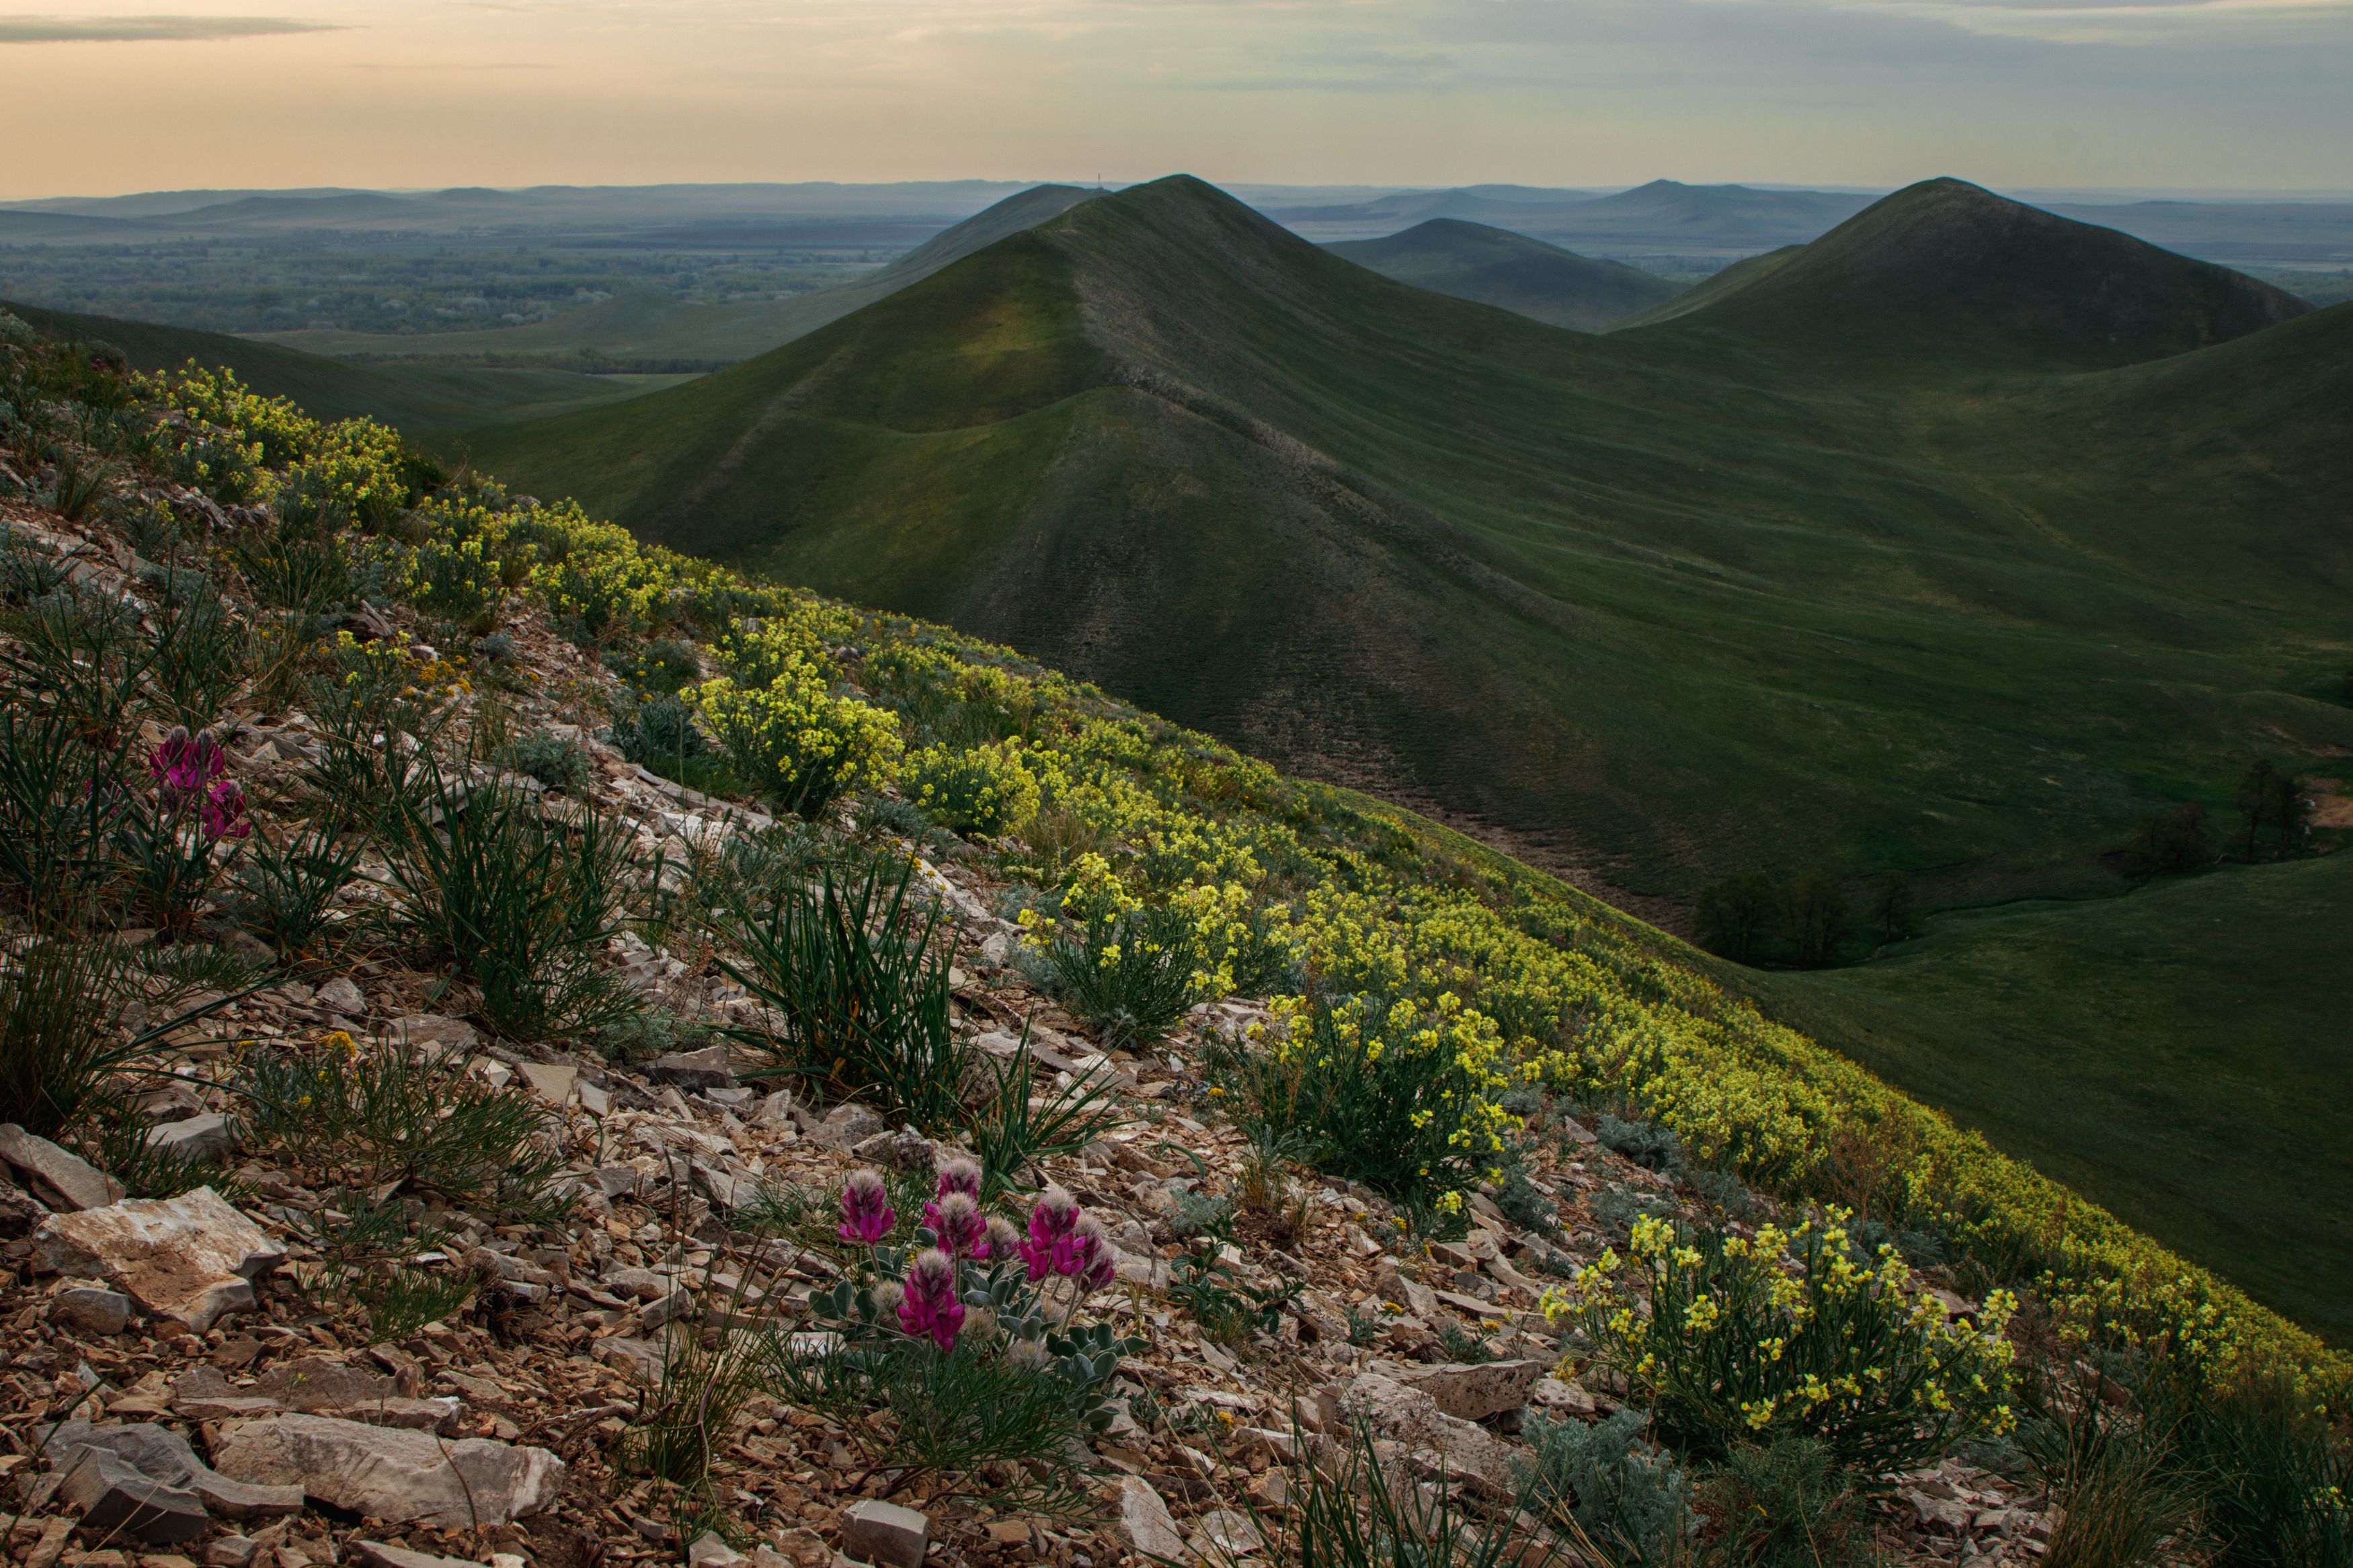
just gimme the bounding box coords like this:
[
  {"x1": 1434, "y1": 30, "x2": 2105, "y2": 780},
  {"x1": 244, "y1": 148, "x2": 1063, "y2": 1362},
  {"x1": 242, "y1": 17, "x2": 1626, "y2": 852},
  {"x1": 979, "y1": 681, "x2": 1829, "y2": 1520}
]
[
  {"x1": 689, "y1": 662, "x2": 903, "y2": 819},
  {"x1": 905, "y1": 739, "x2": 1040, "y2": 836},
  {"x1": 1548, "y1": 1214, "x2": 2018, "y2": 1481},
  {"x1": 1220, "y1": 990, "x2": 1514, "y2": 1221}
]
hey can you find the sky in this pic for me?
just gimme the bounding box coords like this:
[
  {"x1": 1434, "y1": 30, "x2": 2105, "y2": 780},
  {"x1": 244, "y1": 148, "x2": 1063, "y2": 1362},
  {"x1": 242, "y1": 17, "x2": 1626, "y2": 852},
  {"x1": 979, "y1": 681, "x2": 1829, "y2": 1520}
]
[{"x1": 2, "y1": 0, "x2": 2350, "y2": 199}]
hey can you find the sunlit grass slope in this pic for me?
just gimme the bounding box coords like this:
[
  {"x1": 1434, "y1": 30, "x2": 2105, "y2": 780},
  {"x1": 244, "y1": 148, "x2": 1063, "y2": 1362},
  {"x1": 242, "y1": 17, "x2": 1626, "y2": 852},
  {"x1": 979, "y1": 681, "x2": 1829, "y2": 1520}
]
[
  {"x1": 1751, "y1": 849, "x2": 2353, "y2": 1339},
  {"x1": 471, "y1": 175, "x2": 2353, "y2": 915}
]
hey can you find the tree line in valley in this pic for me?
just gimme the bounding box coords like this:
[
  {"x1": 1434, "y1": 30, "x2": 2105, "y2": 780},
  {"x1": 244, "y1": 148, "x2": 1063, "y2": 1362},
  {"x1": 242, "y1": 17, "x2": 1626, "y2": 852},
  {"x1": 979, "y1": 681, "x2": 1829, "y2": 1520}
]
[{"x1": 1693, "y1": 760, "x2": 2324, "y2": 968}]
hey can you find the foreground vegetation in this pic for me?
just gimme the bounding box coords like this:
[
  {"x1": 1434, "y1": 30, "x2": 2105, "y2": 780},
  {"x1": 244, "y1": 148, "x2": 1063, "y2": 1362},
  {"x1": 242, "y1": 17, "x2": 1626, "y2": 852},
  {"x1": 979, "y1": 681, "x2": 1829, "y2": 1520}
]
[{"x1": 2, "y1": 302, "x2": 2346, "y2": 1566}]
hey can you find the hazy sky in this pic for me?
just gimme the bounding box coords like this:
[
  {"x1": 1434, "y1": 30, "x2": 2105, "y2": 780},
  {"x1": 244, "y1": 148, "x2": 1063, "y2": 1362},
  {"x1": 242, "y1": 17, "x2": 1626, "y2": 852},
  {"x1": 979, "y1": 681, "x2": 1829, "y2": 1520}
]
[{"x1": 3, "y1": 0, "x2": 2349, "y2": 198}]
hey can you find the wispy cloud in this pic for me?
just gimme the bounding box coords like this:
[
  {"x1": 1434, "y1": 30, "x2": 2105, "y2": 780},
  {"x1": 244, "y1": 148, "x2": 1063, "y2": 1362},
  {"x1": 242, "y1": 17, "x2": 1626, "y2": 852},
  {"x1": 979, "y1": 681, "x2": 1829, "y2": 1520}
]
[{"x1": 0, "y1": 13, "x2": 338, "y2": 43}]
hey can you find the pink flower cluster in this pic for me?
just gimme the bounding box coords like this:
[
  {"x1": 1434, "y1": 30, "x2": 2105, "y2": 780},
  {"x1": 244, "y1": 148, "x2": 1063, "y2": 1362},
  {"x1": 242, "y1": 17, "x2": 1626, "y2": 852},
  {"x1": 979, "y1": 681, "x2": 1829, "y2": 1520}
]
[
  {"x1": 896, "y1": 1249, "x2": 963, "y2": 1349},
  {"x1": 924, "y1": 1157, "x2": 990, "y2": 1261},
  {"x1": 836, "y1": 1168, "x2": 895, "y2": 1245},
  {"x1": 1019, "y1": 1186, "x2": 1113, "y2": 1292},
  {"x1": 149, "y1": 726, "x2": 249, "y2": 839}
]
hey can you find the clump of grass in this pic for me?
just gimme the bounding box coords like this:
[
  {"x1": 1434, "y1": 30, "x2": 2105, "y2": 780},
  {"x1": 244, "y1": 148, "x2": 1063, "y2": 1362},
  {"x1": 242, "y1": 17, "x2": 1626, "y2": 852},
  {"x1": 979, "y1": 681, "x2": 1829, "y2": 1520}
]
[
  {"x1": 1708, "y1": 1436, "x2": 1874, "y2": 1568},
  {"x1": 1027, "y1": 902, "x2": 1200, "y2": 1048},
  {"x1": 705, "y1": 852, "x2": 962, "y2": 1127},
  {"x1": 302, "y1": 1190, "x2": 477, "y2": 1342},
  {"x1": 235, "y1": 1038, "x2": 567, "y2": 1218},
  {"x1": 0, "y1": 939, "x2": 248, "y2": 1140},
  {"x1": 225, "y1": 827, "x2": 363, "y2": 959},
  {"x1": 389, "y1": 767, "x2": 642, "y2": 1040},
  {"x1": 962, "y1": 1033, "x2": 1128, "y2": 1198},
  {"x1": 1599, "y1": 1112, "x2": 1685, "y2": 1175}
]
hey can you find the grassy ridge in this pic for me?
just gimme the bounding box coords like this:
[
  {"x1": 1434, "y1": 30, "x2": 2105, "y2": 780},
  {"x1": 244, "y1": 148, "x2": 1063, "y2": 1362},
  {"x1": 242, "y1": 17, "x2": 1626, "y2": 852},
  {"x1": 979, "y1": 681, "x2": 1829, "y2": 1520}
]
[{"x1": 1753, "y1": 850, "x2": 2353, "y2": 1339}]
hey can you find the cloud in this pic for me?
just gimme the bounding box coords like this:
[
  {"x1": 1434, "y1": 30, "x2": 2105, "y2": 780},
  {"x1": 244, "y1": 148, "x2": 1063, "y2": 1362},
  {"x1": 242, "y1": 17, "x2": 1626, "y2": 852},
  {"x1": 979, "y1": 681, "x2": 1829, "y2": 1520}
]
[{"x1": 0, "y1": 13, "x2": 339, "y2": 43}]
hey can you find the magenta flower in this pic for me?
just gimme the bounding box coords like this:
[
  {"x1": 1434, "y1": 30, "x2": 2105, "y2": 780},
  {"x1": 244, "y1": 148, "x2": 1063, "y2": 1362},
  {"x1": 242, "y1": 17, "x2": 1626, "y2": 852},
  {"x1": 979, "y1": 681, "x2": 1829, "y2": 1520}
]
[
  {"x1": 200, "y1": 778, "x2": 251, "y2": 840},
  {"x1": 149, "y1": 726, "x2": 225, "y2": 806},
  {"x1": 921, "y1": 1156, "x2": 982, "y2": 1235},
  {"x1": 1021, "y1": 1186, "x2": 1080, "y2": 1282},
  {"x1": 837, "y1": 1168, "x2": 895, "y2": 1245},
  {"x1": 1065, "y1": 1214, "x2": 1114, "y2": 1291},
  {"x1": 932, "y1": 1192, "x2": 989, "y2": 1261},
  {"x1": 896, "y1": 1248, "x2": 964, "y2": 1349}
]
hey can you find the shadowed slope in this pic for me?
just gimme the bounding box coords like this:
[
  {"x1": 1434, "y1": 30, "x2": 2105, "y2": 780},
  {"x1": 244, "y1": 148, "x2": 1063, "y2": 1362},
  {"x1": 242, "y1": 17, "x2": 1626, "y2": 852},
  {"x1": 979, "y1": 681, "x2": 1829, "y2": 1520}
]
[{"x1": 1326, "y1": 220, "x2": 1679, "y2": 330}]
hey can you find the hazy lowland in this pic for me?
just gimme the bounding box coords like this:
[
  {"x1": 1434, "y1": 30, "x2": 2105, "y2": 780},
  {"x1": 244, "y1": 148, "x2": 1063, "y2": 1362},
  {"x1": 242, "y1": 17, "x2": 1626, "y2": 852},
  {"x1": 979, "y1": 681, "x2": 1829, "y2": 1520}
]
[{"x1": 5, "y1": 170, "x2": 2348, "y2": 1342}]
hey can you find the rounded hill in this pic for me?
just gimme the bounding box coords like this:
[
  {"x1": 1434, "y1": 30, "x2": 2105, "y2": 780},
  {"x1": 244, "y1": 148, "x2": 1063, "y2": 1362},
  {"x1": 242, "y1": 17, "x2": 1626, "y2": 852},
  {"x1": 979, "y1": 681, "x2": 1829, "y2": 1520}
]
[
  {"x1": 1650, "y1": 177, "x2": 2311, "y2": 368},
  {"x1": 1326, "y1": 219, "x2": 1679, "y2": 331}
]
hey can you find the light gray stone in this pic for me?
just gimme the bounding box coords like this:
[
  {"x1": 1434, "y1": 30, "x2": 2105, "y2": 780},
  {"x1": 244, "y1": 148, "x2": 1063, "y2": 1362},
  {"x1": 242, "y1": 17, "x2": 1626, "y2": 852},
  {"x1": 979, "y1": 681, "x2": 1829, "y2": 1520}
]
[
  {"x1": 1373, "y1": 1260, "x2": 1439, "y2": 1320},
  {"x1": 0, "y1": 1123, "x2": 122, "y2": 1211},
  {"x1": 49, "y1": 1284, "x2": 132, "y2": 1336},
  {"x1": 809, "y1": 1103, "x2": 885, "y2": 1147},
  {"x1": 1336, "y1": 1372, "x2": 1514, "y2": 1497},
  {"x1": 685, "y1": 1533, "x2": 744, "y2": 1568},
  {"x1": 54, "y1": 1444, "x2": 208, "y2": 1543},
  {"x1": 206, "y1": 1536, "x2": 263, "y2": 1568},
  {"x1": 389, "y1": 1014, "x2": 479, "y2": 1051},
  {"x1": 32, "y1": 1186, "x2": 284, "y2": 1331},
  {"x1": 645, "y1": 1045, "x2": 734, "y2": 1091},
  {"x1": 1112, "y1": 1476, "x2": 1191, "y2": 1563},
  {"x1": 210, "y1": 1412, "x2": 564, "y2": 1526},
  {"x1": 147, "y1": 1112, "x2": 235, "y2": 1163},
  {"x1": 840, "y1": 1499, "x2": 930, "y2": 1568},
  {"x1": 313, "y1": 977, "x2": 368, "y2": 1015},
  {"x1": 519, "y1": 1063, "x2": 576, "y2": 1106}
]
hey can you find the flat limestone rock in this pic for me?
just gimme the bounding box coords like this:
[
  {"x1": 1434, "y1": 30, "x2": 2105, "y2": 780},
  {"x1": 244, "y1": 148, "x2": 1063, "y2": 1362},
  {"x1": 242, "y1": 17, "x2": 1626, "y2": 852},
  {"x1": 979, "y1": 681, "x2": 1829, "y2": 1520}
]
[
  {"x1": 41, "y1": 1421, "x2": 304, "y2": 1524},
  {"x1": 210, "y1": 1413, "x2": 563, "y2": 1527},
  {"x1": 1383, "y1": 1358, "x2": 1547, "y2": 1421},
  {"x1": 33, "y1": 1186, "x2": 284, "y2": 1332},
  {"x1": 1111, "y1": 1476, "x2": 1191, "y2": 1563},
  {"x1": 0, "y1": 1124, "x2": 123, "y2": 1211}
]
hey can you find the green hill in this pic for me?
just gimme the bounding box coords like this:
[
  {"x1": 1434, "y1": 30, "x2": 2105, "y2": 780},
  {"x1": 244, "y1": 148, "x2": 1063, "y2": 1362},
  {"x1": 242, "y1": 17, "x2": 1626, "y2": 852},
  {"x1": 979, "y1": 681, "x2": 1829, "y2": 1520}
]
[
  {"x1": 0, "y1": 298, "x2": 686, "y2": 434},
  {"x1": 1652, "y1": 177, "x2": 2310, "y2": 367},
  {"x1": 1326, "y1": 219, "x2": 1679, "y2": 330},
  {"x1": 253, "y1": 184, "x2": 1102, "y2": 368}
]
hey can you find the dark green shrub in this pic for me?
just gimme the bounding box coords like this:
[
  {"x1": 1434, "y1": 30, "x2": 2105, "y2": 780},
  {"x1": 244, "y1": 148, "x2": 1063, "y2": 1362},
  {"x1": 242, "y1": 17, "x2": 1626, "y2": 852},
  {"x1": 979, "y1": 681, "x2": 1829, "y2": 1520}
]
[
  {"x1": 2172, "y1": 1370, "x2": 2351, "y2": 1568},
  {"x1": 1563, "y1": 1216, "x2": 2018, "y2": 1478},
  {"x1": 1214, "y1": 992, "x2": 1509, "y2": 1216},
  {"x1": 1599, "y1": 1112, "x2": 1685, "y2": 1174},
  {"x1": 0, "y1": 704, "x2": 132, "y2": 926},
  {"x1": 0, "y1": 939, "x2": 251, "y2": 1139},
  {"x1": 1029, "y1": 901, "x2": 1201, "y2": 1048},
  {"x1": 605, "y1": 637, "x2": 701, "y2": 696},
  {"x1": 1710, "y1": 1437, "x2": 1876, "y2": 1568},
  {"x1": 497, "y1": 729, "x2": 592, "y2": 793}
]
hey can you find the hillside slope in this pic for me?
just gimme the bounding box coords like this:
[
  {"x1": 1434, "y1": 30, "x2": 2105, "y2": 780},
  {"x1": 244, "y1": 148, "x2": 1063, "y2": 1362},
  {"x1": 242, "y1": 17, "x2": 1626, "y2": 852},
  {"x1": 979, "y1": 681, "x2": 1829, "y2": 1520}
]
[
  {"x1": 472, "y1": 176, "x2": 2353, "y2": 915},
  {"x1": 1326, "y1": 220, "x2": 1679, "y2": 329},
  {"x1": 0, "y1": 298, "x2": 684, "y2": 433}
]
